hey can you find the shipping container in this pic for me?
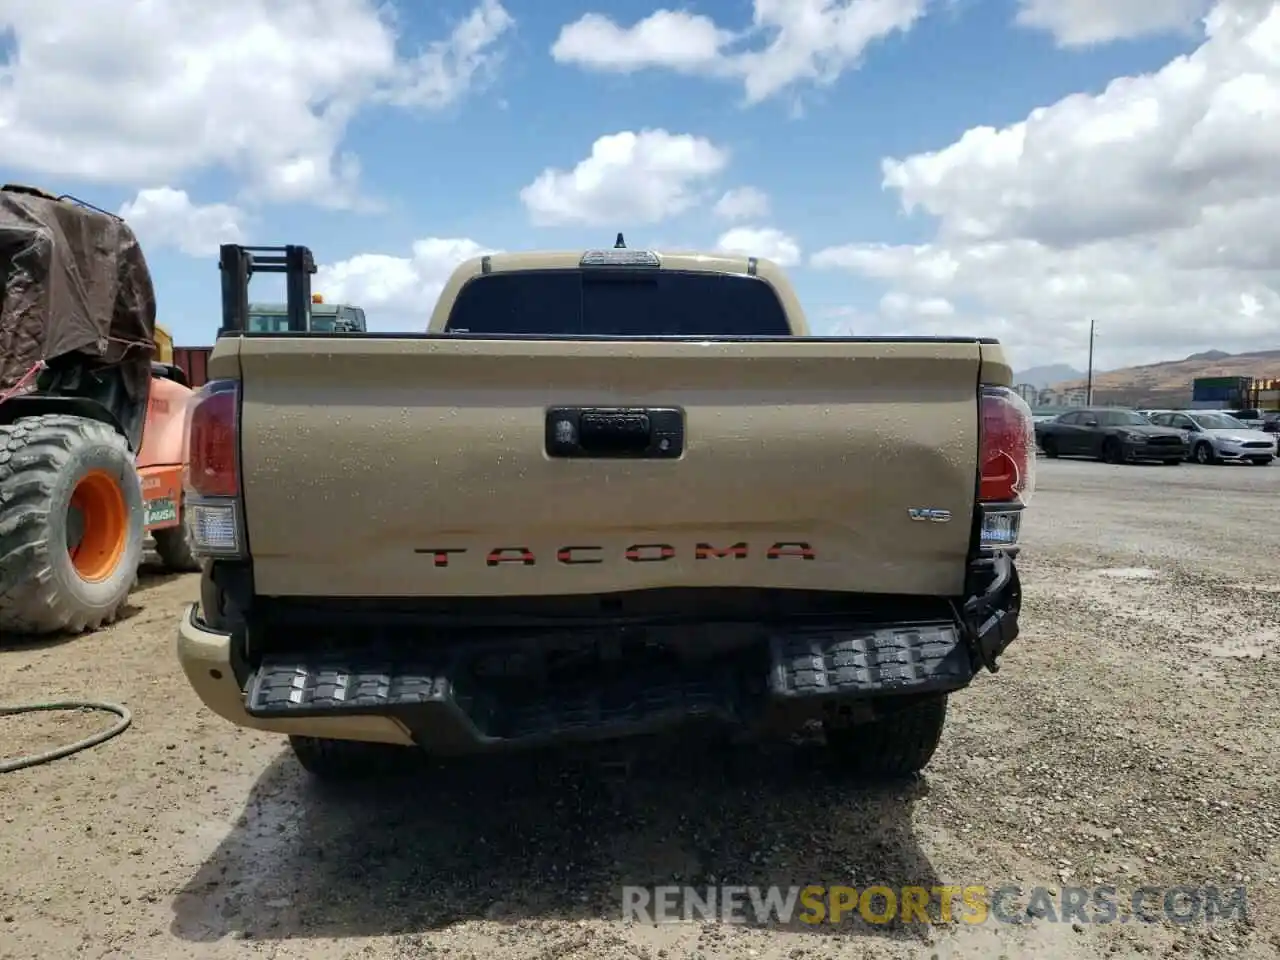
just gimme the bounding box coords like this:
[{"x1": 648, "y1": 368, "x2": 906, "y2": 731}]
[
  {"x1": 172, "y1": 345, "x2": 212, "y2": 388},
  {"x1": 1192, "y1": 376, "x2": 1250, "y2": 406}
]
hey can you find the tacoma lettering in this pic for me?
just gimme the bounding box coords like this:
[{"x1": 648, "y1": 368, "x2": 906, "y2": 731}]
[
  {"x1": 486, "y1": 547, "x2": 536, "y2": 567},
  {"x1": 416, "y1": 542, "x2": 815, "y2": 567},
  {"x1": 696, "y1": 542, "x2": 748, "y2": 560},
  {"x1": 557, "y1": 546, "x2": 602, "y2": 564},
  {"x1": 767, "y1": 542, "x2": 816, "y2": 560},
  {"x1": 624, "y1": 543, "x2": 676, "y2": 562},
  {"x1": 415, "y1": 547, "x2": 467, "y2": 568}
]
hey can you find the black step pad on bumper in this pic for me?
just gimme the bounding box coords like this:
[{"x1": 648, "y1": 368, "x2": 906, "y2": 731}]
[
  {"x1": 243, "y1": 620, "x2": 976, "y2": 748},
  {"x1": 246, "y1": 656, "x2": 753, "y2": 749},
  {"x1": 769, "y1": 622, "x2": 974, "y2": 698}
]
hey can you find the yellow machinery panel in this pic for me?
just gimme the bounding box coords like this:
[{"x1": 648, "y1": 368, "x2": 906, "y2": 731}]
[{"x1": 154, "y1": 324, "x2": 174, "y2": 365}]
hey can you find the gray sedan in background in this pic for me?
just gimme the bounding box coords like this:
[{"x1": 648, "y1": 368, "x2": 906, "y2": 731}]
[
  {"x1": 1147, "y1": 411, "x2": 1277, "y2": 465},
  {"x1": 1036, "y1": 408, "x2": 1189, "y2": 464}
]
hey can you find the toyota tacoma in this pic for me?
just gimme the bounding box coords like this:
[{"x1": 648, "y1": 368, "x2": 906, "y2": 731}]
[{"x1": 176, "y1": 240, "x2": 1035, "y2": 781}]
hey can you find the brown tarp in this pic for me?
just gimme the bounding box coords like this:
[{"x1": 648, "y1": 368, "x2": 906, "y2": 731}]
[{"x1": 0, "y1": 186, "x2": 157, "y2": 402}]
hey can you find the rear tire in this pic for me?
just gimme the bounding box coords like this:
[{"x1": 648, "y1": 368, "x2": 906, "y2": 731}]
[
  {"x1": 0, "y1": 414, "x2": 144, "y2": 636},
  {"x1": 288, "y1": 735, "x2": 416, "y2": 781},
  {"x1": 824, "y1": 694, "x2": 948, "y2": 780},
  {"x1": 1040, "y1": 436, "x2": 1059, "y2": 458},
  {"x1": 153, "y1": 496, "x2": 199, "y2": 572}
]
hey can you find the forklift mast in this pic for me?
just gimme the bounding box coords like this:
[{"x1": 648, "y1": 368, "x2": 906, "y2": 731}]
[{"x1": 218, "y1": 244, "x2": 316, "y2": 336}]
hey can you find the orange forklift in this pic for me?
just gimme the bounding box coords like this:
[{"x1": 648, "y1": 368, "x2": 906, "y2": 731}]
[{"x1": 0, "y1": 184, "x2": 199, "y2": 637}]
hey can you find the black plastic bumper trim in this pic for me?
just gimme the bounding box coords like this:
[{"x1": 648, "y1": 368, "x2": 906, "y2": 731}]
[
  {"x1": 240, "y1": 622, "x2": 996, "y2": 750},
  {"x1": 960, "y1": 550, "x2": 1022, "y2": 672},
  {"x1": 225, "y1": 553, "x2": 1022, "y2": 750}
]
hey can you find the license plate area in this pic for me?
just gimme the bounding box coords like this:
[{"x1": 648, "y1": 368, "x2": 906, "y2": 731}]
[{"x1": 144, "y1": 496, "x2": 178, "y2": 527}]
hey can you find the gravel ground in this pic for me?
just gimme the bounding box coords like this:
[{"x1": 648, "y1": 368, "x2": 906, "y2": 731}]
[{"x1": 1, "y1": 457, "x2": 1278, "y2": 960}]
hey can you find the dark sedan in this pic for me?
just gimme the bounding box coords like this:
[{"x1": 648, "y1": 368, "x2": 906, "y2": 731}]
[{"x1": 1035, "y1": 407, "x2": 1189, "y2": 464}]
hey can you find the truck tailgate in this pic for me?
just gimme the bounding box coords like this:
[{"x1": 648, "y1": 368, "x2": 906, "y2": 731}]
[{"x1": 232, "y1": 337, "x2": 984, "y2": 598}]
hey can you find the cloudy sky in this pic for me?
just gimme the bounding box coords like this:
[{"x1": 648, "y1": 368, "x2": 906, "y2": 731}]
[{"x1": 0, "y1": 0, "x2": 1275, "y2": 371}]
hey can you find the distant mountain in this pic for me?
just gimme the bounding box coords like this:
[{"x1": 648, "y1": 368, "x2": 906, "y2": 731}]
[
  {"x1": 1048, "y1": 347, "x2": 1280, "y2": 407},
  {"x1": 1014, "y1": 364, "x2": 1085, "y2": 389}
]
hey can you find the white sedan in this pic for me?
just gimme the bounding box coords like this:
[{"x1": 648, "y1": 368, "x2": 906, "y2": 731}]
[{"x1": 1146, "y1": 411, "x2": 1276, "y2": 465}]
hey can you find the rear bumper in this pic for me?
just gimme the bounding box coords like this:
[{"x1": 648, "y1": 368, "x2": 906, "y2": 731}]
[
  {"x1": 175, "y1": 608, "x2": 417, "y2": 745},
  {"x1": 177, "y1": 554, "x2": 1021, "y2": 753}
]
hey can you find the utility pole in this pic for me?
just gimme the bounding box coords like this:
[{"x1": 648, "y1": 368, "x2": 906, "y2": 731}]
[{"x1": 1086, "y1": 318, "x2": 1096, "y2": 406}]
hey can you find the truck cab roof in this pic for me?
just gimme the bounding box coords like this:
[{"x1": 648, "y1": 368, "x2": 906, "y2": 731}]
[{"x1": 426, "y1": 249, "x2": 811, "y2": 336}]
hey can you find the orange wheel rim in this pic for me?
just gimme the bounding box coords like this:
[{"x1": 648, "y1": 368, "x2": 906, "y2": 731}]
[{"x1": 67, "y1": 470, "x2": 128, "y2": 582}]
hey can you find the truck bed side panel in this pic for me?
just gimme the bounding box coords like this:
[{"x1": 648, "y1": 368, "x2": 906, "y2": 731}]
[{"x1": 235, "y1": 338, "x2": 982, "y2": 598}]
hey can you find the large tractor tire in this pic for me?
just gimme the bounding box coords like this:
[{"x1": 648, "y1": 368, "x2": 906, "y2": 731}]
[
  {"x1": 152, "y1": 496, "x2": 199, "y2": 572},
  {"x1": 0, "y1": 414, "x2": 145, "y2": 636}
]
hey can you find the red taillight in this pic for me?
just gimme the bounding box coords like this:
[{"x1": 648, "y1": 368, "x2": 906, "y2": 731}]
[
  {"x1": 186, "y1": 380, "x2": 240, "y2": 498},
  {"x1": 979, "y1": 386, "x2": 1034, "y2": 503}
]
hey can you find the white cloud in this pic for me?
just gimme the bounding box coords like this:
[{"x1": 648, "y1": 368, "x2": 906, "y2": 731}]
[
  {"x1": 811, "y1": 0, "x2": 1280, "y2": 369},
  {"x1": 879, "y1": 291, "x2": 955, "y2": 318},
  {"x1": 715, "y1": 226, "x2": 802, "y2": 266},
  {"x1": 550, "y1": 10, "x2": 733, "y2": 74},
  {"x1": 118, "y1": 187, "x2": 245, "y2": 257},
  {"x1": 382, "y1": 0, "x2": 516, "y2": 109},
  {"x1": 713, "y1": 186, "x2": 772, "y2": 221},
  {"x1": 313, "y1": 237, "x2": 498, "y2": 330},
  {"x1": 519, "y1": 129, "x2": 729, "y2": 226},
  {"x1": 0, "y1": 0, "x2": 513, "y2": 207},
  {"x1": 551, "y1": 1, "x2": 928, "y2": 105},
  {"x1": 1014, "y1": 0, "x2": 1211, "y2": 46}
]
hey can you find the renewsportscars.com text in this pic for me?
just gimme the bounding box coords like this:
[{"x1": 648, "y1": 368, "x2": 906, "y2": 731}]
[{"x1": 621, "y1": 884, "x2": 1249, "y2": 926}]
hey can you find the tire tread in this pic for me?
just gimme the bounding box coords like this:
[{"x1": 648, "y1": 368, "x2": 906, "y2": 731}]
[
  {"x1": 153, "y1": 508, "x2": 199, "y2": 572},
  {"x1": 825, "y1": 694, "x2": 949, "y2": 780},
  {"x1": 288, "y1": 735, "x2": 413, "y2": 780},
  {"x1": 0, "y1": 414, "x2": 141, "y2": 635}
]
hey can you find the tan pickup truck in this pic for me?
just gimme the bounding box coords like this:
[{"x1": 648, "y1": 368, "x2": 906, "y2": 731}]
[{"x1": 177, "y1": 240, "x2": 1036, "y2": 781}]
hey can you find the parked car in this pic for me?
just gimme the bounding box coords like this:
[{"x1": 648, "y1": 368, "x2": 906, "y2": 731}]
[
  {"x1": 1261, "y1": 411, "x2": 1280, "y2": 435},
  {"x1": 1036, "y1": 407, "x2": 1188, "y2": 464},
  {"x1": 1226, "y1": 408, "x2": 1266, "y2": 429},
  {"x1": 1146, "y1": 410, "x2": 1276, "y2": 465}
]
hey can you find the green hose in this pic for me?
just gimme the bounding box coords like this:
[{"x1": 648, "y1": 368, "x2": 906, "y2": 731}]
[{"x1": 0, "y1": 701, "x2": 132, "y2": 773}]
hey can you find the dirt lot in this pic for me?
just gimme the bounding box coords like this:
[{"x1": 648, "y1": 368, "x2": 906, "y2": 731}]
[{"x1": 2, "y1": 458, "x2": 1278, "y2": 960}]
